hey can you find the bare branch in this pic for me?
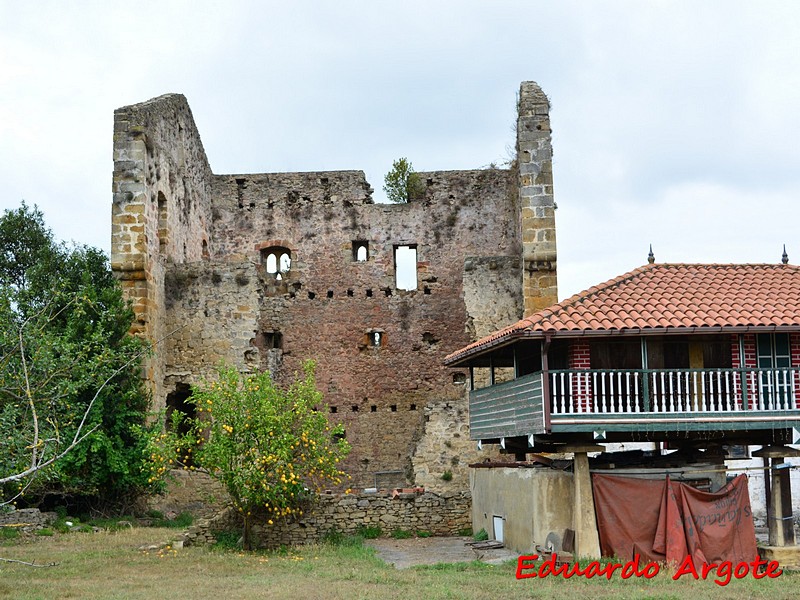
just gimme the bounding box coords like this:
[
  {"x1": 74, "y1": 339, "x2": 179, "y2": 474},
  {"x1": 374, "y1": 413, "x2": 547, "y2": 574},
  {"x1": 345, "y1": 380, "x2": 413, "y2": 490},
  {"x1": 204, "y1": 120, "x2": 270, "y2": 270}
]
[
  {"x1": 0, "y1": 323, "x2": 184, "y2": 495},
  {"x1": 0, "y1": 557, "x2": 59, "y2": 568}
]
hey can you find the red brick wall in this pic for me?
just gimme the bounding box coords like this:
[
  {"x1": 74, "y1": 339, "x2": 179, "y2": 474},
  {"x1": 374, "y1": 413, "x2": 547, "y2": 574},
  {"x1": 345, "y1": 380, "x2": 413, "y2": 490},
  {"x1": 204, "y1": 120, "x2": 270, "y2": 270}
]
[{"x1": 569, "y1": 341, "x2": 592, "y2": 412}]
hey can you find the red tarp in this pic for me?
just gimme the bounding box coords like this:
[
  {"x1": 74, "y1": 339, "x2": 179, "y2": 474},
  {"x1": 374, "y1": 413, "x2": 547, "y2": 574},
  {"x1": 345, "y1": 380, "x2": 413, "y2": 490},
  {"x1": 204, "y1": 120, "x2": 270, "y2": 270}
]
[{"x1": 592, "y1": 473, "x2": 757, "y2": 564}]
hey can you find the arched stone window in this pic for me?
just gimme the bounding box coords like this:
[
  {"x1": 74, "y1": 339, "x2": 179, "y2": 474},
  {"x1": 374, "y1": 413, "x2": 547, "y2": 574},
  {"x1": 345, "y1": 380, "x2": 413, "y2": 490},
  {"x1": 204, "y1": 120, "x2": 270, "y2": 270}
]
[
  {"x1": 261, "y1": 246, "x2": 292, "y2": 280},
  {"x1": 352, "y1": 241, "x2": 369, "y2": 262}
]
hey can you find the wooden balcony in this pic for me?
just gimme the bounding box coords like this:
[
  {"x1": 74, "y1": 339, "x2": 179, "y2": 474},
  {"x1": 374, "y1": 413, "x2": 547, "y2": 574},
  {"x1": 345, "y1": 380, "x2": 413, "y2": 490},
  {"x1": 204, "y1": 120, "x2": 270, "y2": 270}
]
[{"x1": 469, "y1": 368, "x2": 800, "y2": 444}]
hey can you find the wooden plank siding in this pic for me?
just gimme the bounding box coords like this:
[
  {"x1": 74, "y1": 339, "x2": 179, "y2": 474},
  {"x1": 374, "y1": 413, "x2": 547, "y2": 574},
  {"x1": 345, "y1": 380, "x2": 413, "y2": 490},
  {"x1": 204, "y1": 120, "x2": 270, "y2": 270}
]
[{"x1": 469, "y1": 372, "x2": 546, "y2": 440}]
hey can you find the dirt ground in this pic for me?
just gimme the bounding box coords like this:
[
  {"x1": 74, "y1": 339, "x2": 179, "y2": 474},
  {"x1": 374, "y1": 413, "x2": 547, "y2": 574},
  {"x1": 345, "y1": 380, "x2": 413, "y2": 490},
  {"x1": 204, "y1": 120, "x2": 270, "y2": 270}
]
[{"x1": 365, "y1": 536, "x2": 518, "y2": 569}]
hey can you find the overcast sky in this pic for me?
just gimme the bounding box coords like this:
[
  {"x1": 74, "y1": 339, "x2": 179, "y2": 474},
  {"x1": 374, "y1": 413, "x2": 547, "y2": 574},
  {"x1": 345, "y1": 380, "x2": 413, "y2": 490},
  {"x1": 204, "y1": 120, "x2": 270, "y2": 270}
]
[{"x1": 2, "y1": 1, "x2": 799, "y2": 301}]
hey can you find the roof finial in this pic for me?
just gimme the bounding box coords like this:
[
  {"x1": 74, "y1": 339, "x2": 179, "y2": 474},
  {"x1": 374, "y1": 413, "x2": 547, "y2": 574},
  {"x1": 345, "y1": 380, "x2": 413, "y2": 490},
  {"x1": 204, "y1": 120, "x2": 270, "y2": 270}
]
[
  {"x1": 782, "y1": 244, "x2": 789, "y2": 265},
  {"x1": 647, "y1": 244, "x2": 655, "y2": 264}
]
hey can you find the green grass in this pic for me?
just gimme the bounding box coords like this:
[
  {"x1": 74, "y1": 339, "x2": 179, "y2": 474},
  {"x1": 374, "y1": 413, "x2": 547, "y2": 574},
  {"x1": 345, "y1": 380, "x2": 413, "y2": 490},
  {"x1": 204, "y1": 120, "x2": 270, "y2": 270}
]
[
  {"x1": 0, "y1": 528, "x2": 796, "y2": 599},
  {"x1": 34, "y1": 528, "x2": 54, "y2": 537},
  {"x1": 356, "y1": 525, "x2": 382, "y2": 539},
  {"x1": 390, "y1": 529, "x2": 413, "y2": 539},
  {"x1": 416, "y1": 530, "x2": 432, "y2": 538}
]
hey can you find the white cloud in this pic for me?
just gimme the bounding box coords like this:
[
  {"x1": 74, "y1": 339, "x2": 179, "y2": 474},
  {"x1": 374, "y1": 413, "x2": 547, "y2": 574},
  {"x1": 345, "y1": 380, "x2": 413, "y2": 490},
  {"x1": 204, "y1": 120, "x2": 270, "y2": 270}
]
[{"x1": 1, "y1": 1, "x2": 798, "y2": 303}]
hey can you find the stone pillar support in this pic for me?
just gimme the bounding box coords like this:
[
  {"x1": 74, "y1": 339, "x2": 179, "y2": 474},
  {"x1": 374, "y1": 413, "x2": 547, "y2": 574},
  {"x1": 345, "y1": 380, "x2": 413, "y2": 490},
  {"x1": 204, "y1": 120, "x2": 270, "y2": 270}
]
[{"x1": 562, "y1": 443, "x2": 603, "y2": 559}]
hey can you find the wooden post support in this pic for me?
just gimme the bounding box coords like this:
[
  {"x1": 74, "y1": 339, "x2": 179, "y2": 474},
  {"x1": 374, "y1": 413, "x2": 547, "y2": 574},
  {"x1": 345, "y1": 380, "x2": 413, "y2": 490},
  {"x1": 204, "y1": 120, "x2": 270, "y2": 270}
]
[{"x1": 753, "y1": 445, "x2": 800, "y2": 547}]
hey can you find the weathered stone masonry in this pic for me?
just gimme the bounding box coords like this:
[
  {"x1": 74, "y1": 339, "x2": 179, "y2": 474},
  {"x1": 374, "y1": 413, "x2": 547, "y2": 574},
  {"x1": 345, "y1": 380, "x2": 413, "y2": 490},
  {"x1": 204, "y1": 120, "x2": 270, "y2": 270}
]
[
  {"x1": 182, "y1": 490, "x2": 471, "y2": 549},
  {"x1": 111, "y1": 82, "x2": 559, "y2": 492}
]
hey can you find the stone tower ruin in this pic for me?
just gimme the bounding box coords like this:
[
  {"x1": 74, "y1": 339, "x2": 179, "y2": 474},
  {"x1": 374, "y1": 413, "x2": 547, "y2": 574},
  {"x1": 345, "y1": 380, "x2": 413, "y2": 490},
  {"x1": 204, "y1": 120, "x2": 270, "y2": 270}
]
[{"x1": 110, "y1": 81, "x2": 558, "y2": 491}]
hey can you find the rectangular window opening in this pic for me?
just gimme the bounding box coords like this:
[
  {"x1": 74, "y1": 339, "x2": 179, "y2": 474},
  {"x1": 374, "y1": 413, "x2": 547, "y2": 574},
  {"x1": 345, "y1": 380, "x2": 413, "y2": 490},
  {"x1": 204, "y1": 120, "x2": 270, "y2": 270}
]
[{"x1": 394, "y1": 245, "x2": 418, "y2": 290}]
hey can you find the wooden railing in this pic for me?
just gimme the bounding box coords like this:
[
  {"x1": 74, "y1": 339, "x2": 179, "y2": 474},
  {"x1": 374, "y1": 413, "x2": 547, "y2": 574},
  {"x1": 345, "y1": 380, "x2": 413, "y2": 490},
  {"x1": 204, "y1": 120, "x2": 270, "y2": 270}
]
[{"x1": 549, "y1": 368, "x2": 800, "y2": 415}]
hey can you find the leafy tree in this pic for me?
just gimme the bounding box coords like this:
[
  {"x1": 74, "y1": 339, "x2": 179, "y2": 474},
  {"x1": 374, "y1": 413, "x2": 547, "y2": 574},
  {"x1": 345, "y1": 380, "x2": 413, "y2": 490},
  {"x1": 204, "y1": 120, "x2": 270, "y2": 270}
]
[
  {"x1": 383, "y1": 157, "x2": 425, "y2": 203},
  {"x1": 0, "y1": 203, "x2": 152, "y2": 511},
  {"x1": 147, "y1": 363, "x2": 350, "y2": 550}
]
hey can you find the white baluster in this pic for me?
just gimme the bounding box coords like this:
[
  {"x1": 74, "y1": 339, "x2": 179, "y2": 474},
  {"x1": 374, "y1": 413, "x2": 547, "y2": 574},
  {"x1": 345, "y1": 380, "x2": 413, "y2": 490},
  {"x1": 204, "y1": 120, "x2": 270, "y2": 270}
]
[
  {"x1": 594, "y1": 371, "x2": 602, "y2": 413},
  {"x1": 667, "y1": 373, "x2": 675, "y2": 412},
  {"x1": 708, "y1": 371, "x2": 716, "y2": 411},
  {"x1": 757, "y1": 370, "x2": 764, "y2": 411},
  {"x1": 725, "y1": 371, "x2": 732, "y2": 411},
  {"x1": 626, "y1": 372, "x2": 633, "y2": 413}
]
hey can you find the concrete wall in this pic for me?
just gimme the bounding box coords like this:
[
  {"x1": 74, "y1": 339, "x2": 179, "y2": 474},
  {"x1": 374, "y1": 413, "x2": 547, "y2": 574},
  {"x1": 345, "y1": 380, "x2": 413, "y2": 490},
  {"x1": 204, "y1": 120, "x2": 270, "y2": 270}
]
[{"x1": 470, "y1": 467, "x2": 573, "y2": 555}]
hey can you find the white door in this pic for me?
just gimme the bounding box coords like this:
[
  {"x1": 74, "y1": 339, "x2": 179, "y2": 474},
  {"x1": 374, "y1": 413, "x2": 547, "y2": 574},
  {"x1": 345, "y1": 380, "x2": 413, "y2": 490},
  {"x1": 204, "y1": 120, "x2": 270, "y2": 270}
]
[{"x1": 492, "y1": 516, "x2": 504, "y2": 543}]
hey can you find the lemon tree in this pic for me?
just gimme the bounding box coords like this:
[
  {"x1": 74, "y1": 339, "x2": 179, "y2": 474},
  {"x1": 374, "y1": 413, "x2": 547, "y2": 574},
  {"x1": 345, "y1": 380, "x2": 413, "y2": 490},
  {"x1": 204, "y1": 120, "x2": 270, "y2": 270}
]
[{"x1": 147, "y1": 362, "x2": 349, "y2": 549}]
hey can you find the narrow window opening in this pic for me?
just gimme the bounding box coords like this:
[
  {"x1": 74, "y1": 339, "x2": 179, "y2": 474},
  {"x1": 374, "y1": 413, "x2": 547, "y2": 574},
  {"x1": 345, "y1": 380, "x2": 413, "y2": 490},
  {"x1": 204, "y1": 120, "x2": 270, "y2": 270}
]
[
  {"x1": 371, "y1": 332, "x2": 382, "y2": 346},
  {"x1": 370, "y1": 405, "x2": 377, "y2": 412},
  {"x1": 366, "y1": 289, "x2": 373, "y2": 297},
  {"x1": 330, "y1": 406, "x2": 337, "y2": 414},
  {"x1": 235, "y1": 178, "x2": 246, "y2": 209},
  {"x1": 263, "y1": 331, "x2": 283, "y2": 350},
  {"x1": 384, "y1": 288, "x2": 392, "y2": 297},
  {"x1": 308, "y1": 291, "x2": 316, "y2": 300},
  {"x1": 266, "y1": 254, "x2": 278, "y2": 273},
  {"x1": 351, "y1": 405, "x2": 359, "y2": 412},
  {"x1": 390, "y1": 404, "x2": 397, "y2": 412},
  {"x1": 410, "y1": 404, "x2": 417, "y2": 411},
  {"x1": 347, "y1": 289, "x2": 354, "y2": 297},
  {"x1": 157, "y1": 192, "x2": 168, "y2": 254},
  {"x1": 394, "y1": 245, "x2": 418, "y2": 290},
  {"x1": 201, "y1": 239, "x2": 209, "y2": 260},
  {"x1": 423, "y1": 286, "x2": 431, "y2": 295},
  {"x1": 353, "y1": 241, "x2": 369, "y2": 262},
  {"x1": 279, "y1": 253, "x2": 291, "y2": 272},
  {"x1": 327, "y1": 290, "x2": 334, "y2": 299}
]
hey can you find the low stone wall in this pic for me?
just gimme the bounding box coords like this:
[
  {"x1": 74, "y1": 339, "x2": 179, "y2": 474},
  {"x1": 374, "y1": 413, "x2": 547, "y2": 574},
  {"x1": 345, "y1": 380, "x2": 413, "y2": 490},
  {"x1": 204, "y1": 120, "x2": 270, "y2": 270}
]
[
  {"x1": 182, "y1": 490, "x2": 471, "y2": 548},
  {"x1": 0, "y1": 508, "x2": 57, "y2": 533},
  {"x1": 147, "y1": 469, "x2": 229, "y2": 519}
]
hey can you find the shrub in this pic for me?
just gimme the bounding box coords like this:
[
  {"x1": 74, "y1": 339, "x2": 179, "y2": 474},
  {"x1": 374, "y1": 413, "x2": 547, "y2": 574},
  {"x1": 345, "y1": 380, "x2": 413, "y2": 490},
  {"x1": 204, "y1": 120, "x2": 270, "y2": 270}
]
[
  {"x1": 146, "y1": 362, "x2": 350, "y2": 550},
  {"x1": 357, "y1": 525, "x2": 382, "y2": 539},
  {"x1": 390, "y1": 529, "x2": 413, "y2": 539}
]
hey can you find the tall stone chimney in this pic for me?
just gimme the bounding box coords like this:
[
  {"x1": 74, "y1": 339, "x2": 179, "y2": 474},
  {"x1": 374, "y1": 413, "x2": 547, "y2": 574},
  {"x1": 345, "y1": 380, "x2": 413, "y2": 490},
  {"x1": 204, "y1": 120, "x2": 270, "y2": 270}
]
[{"x1": 517, "y1": 81, "x2": 558, "y2": 314}]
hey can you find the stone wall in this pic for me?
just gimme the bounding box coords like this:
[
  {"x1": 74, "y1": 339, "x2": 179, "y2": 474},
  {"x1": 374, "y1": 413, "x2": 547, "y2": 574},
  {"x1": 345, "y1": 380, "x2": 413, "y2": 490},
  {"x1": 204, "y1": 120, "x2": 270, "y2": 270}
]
[
  {"x1": 0, "y1": 508, "x2": 56, "y2": 534},
  {"x1": 517, "y1": 82, "x2": 558, "y2": 314},
  {"x1": 111, "y1": 94, "x2": 214, "y2": 406},
  {"x1": 112, "y1": 82, "x2": 559, "y2": 492},
  {"x1": 182, "y1": 490, "x2": 471, "y2": 549}
]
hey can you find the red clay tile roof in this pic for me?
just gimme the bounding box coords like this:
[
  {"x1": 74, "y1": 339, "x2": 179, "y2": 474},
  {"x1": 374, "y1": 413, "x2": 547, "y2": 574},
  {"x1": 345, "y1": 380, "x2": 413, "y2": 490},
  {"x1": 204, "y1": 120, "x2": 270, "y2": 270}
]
[{"x1": 445, "y1": 263, "x2": 800, "y2": 365}]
